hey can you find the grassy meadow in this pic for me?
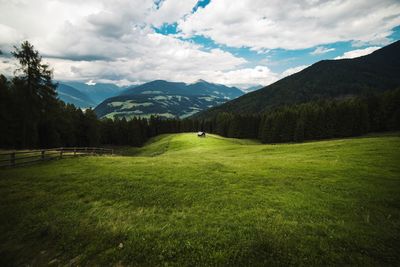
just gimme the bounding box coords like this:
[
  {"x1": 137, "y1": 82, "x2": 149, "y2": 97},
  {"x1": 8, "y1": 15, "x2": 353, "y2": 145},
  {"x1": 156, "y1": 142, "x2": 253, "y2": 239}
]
[{"x1": 0, "y1": 133, "x2": 399, "y2": 266}]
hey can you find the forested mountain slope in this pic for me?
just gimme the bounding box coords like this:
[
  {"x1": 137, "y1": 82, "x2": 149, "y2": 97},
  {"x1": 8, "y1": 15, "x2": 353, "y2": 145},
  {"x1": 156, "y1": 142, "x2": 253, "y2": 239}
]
[
  {"x1": 56, "y1": 84, "x2": 96, "y2": 108},
  {"x1": 62, "y1": 82, "x2": 124, "y2": 104},
  {"x1": 94, "y1": 80, "x2": 244, "y2": 119},
  {"x1": 195, "y1": 40, "x2": 400, "y2": 118}
]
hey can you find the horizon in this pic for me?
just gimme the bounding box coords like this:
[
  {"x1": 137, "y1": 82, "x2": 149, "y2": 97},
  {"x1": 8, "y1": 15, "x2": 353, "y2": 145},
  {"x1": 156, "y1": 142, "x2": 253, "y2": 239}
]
[
  {"x1": 59, "y1": 78, "x2": 249, "y2": 89},
  {"x1": 1, "y1": 0, "x2": 400, "y2": 89}
]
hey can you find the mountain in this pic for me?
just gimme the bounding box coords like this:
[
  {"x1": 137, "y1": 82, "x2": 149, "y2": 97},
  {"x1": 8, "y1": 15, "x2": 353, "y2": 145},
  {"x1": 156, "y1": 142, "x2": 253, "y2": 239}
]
[
  {"x1": 94, "y1": 80, "x2": 244, "y2": 119},
  {"x1": 61, "y1": 81, "x2": 124, "y2": 104},
  {"x1": 119, "y1": 79, "x2": 243, "y2": 99},
  {"x1": 194, "y1": 40, "x2": 400, "y2": 118},
  {"x1": 56, "y1": 84, "x2": 96, "y2": 108}
]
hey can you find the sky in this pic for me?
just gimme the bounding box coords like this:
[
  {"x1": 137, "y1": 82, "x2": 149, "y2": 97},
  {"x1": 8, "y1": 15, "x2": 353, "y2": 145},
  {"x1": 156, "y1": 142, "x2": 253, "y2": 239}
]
[{"x1": 0, "y1": 0, "x2": 399, "y2": 89}]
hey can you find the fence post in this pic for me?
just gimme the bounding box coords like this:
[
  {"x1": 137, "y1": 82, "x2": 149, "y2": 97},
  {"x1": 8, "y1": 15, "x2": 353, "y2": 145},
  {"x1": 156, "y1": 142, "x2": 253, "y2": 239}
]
[
  {"x1": 41, "y1": 150, "x2": 45, "y2": 161},
  {"x1": 10, "y1": 152, "x2": 16, "y2": 166},
  {"x1": 74, "y1": 147, "x2": 76, "y2": 156},
  {"x1": 111, "y1": 149, "x2": 114, "y2": 155}
]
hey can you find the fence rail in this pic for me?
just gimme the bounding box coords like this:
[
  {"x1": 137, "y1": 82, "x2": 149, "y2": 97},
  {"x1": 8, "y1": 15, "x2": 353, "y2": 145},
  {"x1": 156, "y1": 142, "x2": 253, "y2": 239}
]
[{"x1": 0, "y1": 147, "x2": 113, "y2": 168}]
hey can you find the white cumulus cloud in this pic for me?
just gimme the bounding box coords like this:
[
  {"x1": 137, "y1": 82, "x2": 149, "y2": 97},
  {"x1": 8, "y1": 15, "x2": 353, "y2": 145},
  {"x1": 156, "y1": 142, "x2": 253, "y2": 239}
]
[
  {"x1": 148, "y1": 0, "x2": 198, "y2": 27},
  {"x1": 178, "y1": 0, "x2": 400, "y2": 51},
  {"x1": 0, "y1": 0, "x2": 246, "y2": 85},
  {"x1": 0, "y1": 0, "x2": 399, "y2": 87},
  {"x1": 311, "y1": 46, "x2": 335, "y2": 55},
  {"x1": 335, "y1": 46, "x2": 381, "y2": 59},
  {"x1": 209, "y1": 66, "x2": 279, "y2": 88},
  {"x1": 280, "y1": 65, "x2": 309, "y2": 78}
]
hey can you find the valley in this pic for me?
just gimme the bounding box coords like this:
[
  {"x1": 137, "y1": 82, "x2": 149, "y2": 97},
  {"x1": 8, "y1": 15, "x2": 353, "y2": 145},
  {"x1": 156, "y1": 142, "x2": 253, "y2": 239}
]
[{"x1": 1, "y1": 3, "x2": 400, "y2": 265}]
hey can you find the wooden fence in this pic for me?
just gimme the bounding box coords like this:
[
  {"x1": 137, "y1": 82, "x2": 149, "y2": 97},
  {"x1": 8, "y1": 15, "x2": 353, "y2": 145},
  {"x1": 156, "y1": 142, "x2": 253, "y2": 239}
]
[{"x1": 0, "y1": 147, "x2": 113, "y2": 168}]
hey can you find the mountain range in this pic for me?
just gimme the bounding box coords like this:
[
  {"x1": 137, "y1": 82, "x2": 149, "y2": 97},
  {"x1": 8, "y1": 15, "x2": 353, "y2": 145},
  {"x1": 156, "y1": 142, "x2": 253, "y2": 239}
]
[
  {"x1": 57, "y1": 83, "x2": 96, "y2": 108},
  {"x1": 94, "y1": 80, "x2": 244, "y2": 119},
  {"x1": 61, "y1": 82, "x2": 124, "y2": 104},
  {"x1": 195, "y1": 40, "x2": 400, "y2": 118},
  {"x1": 56, "y1": 41, "x2": 400, "y2": 120}
]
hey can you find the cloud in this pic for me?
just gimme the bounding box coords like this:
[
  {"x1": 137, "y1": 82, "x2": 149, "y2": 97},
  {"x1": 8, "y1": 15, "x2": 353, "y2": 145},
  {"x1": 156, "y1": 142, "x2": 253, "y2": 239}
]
[
  {"x1": 0, "y1": 56, "x2": 16, "y2": 77},
  {"x1": 148, "y1": 0, "x2": 198, "y2": 27},
  {"x1": 310, "y1": 46, "x2": 335, "y2": 55},
  {"x1": 0, "y1": 0, "x2": 247, "y2": 85},
  {"x1": 335, "y1": 46, "x2": 381, "y2": 59},
  {"x1": 0, "y1": 24, "x2": 23, "y2": 46},
  {"x1": 280, "y1": 65, "x2": 309, "y2": 78},
  {"x1": 40, "y1": 32, "x2": 246, "y2": 84},
  {"x1": 209, "y1": 66, "x2": 279, "y2": 88},
  {"x1": 0, "y1": 0, "x2": 398, "y2": 88},
  {"x1": 178, "y1": 0, "x2": 400, "y2": 50},
  {"x1": 211, "y1": 64, "x2": 310, "y2": 88}
]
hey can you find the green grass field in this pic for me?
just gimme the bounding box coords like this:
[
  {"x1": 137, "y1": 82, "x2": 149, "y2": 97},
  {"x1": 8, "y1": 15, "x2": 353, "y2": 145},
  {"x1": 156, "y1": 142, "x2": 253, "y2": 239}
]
[{"x1": 1, "y1": 133, "x2": 400, "y2": 266}]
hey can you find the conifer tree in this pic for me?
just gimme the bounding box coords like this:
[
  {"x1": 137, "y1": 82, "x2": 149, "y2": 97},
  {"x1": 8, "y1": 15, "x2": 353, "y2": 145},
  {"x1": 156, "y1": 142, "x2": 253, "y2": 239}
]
[{"x1": 11, "y1": 41, "x2": 58, "y2": 147}]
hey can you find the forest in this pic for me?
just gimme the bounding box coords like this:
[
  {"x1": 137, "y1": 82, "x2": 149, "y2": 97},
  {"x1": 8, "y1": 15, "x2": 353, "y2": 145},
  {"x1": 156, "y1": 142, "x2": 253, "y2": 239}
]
[
  {"x1": 1, "y1": 41, "x2": 399, "y2": 149},
  {"x1": 208, "y1": 90, "x2": 400, "y2": 143}
]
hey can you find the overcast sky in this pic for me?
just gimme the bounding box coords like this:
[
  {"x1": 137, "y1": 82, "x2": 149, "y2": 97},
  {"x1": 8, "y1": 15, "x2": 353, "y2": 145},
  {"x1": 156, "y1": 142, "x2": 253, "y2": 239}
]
[{"x1": 0, "y1": 0, "x2": 399, "y2": 88}]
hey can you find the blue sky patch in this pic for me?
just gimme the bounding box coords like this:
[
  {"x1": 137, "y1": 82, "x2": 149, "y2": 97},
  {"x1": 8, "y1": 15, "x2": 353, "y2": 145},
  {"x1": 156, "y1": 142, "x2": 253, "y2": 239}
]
[{"x1": 154, "y1": 18, "x2": 400, "y2": 74}]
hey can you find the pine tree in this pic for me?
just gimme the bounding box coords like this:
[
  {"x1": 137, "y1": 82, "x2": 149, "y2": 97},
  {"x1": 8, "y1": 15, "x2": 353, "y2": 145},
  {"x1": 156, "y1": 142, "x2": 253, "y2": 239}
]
[
  {"x1": 0, "y1": 75, "x2": 15, "y2": 147},
  {"x1": 11, "y1": 41, "x2": 58, "y2": 148}
]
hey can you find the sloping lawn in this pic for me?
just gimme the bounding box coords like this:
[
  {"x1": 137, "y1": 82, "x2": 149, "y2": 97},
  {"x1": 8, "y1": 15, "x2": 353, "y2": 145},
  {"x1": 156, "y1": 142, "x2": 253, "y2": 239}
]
[{"x1": 0, "y1": 133, "x2": 399, "y2": 266}]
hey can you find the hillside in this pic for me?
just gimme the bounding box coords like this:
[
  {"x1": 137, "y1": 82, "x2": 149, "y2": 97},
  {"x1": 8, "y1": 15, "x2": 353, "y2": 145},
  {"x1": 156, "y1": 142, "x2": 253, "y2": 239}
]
[
  {"x1": 61, "y1": 81, "x2": 124, "y2": 105},
  {"x1": 120, "y1": 79, "x2": 243, "y2": 99},
  {"x1": 56, "y1": 84, "x2": 96, "y2": 108},
  {"x1": 195, "y1": 40, "x2": 400, "y2": 118},
  {"x1": 1, "y1": 133, "x2": 399, "y2": 265},
  {"x1": 94, "y1": 80, "x2": 244, "y2": 119}
]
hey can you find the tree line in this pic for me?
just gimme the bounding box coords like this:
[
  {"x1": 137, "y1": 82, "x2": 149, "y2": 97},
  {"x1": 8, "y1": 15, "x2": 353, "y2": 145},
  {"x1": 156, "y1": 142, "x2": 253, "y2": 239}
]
[
  {"x1": 1, "y1": 41, "x2": 399, "y2": 149},
  {"x1": 0, "y1": 42, "x2": 205, "y2": 148},
  {"x1": 202, "y1": 90, "x2": 400, "y2": 143}
]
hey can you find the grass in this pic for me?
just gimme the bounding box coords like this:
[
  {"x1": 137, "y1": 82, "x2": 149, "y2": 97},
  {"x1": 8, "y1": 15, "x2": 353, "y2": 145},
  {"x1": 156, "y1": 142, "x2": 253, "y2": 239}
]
[{"x1": 0, "y1": 133, "x2": 399, "y2": 266}]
